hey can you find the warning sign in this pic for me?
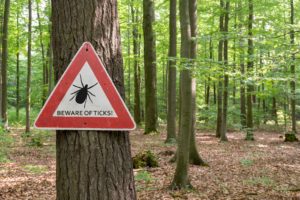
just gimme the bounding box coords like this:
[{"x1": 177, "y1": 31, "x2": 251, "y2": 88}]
[{"x1": 34, "y1": 42, "x2": 136, "y2": 130}]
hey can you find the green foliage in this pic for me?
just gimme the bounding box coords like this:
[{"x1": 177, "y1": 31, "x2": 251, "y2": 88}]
[
  {"x1": 0, "y1": 128, "x2": 13, "y2": 163},
  {"x1": 133, "y1": 150, "x2": 159, "y2": 169},
  {"x1": 240, "y1": 158, "x2": 254, "y2": 167},
  {"x1": 284, "y1": 132, "x2": 299, "y2": 142},
  {"x1": 23, "y1": 165, "x2": 48, "y2": 174},
  {"x1": 243, "y1": 176, "x2": 275, "y2": 187},
  {"x1": 135, "y1": 170, "x2": 153, "y2": 184}
]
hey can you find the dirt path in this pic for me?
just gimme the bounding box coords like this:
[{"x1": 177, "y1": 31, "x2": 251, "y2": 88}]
[{"x1": 0, "y1": 129, "x2": 300, "y2": 199}]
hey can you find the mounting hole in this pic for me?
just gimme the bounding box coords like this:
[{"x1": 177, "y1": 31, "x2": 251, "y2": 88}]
[{"x1": 86, "y1": 48, "x2": 88, "y2": 52}]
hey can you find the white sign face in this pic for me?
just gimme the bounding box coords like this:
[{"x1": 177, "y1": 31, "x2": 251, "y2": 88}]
[{"x1": 54, "y1": 62, "x2": 117, "y2": 118}]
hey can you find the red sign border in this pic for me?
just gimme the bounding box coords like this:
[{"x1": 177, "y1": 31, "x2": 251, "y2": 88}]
[{"x1": 34, "y1": 42, "x2": 136, "y2": 131}]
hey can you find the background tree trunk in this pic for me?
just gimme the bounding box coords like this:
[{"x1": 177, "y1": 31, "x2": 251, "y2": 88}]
[
  {"x1": 52, "y1": 0, "x2": 137, "y2": 199},
  {"x1": 16, "y1": 4, "x2": 20, "y2": 120},
  {"x1": 290, "y1": 0, "x2": 296, "y2": 134},
  {"x1": 143, "y1": 0, "x2": 158, "y2": 134},
  {"x1": 216, "y1": 0, "x2": 224, "y2": 138},
  {"x1": 25, "y1": 0, "x2": 32, "y2": 133},
  {"x1": 166, "y1": 0, "x2": 177, "y2": 144},
  {"x1": 246, "y1": 0, "x2": 254, "y2": 140},
  {"x1": 220, "y1": 0, "x2": 230, "y2": 142},
  {"x1": 131, "y1": 5, "x2": 141, "y2": 126},
  {"x1": 1, "y1": 0, "x2": 10, "y2": 127}
]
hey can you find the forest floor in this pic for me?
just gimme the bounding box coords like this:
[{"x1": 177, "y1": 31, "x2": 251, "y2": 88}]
[{"x1": 0, "y1": 127, "x2": 300, "y2": 200}]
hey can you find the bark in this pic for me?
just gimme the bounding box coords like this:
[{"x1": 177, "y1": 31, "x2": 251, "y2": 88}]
[
  {"x1": 143, "y1": 0, "x2": 158, "y2": 134},
  {"x1": 221, "y1": 0, "x2": 230, "y2": 142},
  {"x1": 25, "y1": 0, "x2": 32, "y2": 133},
  {"x1": 170, "y1": 0, "x2": 192, "y2": 190},
  {"x1": 52, "y1": 0, "x2": 136, "y2": 199},
  {"x1": 1, "y1": 0, "x2": 9, "y2": 127},
  {"x1": 216, "y1": 0, "x2": 224, "y2": 138},
  {"x1": 246, "y1": 0, "x2": 254, "y2": 140},
  {"x1": 166, "y1": 0, "x2": 177, "y2": 143},
  {"x1": 131, "y1": 5, "x2": 141, "y2": 125},
  {"x1": 290, "y1": 0, "x2": 296, "y2": 133},
  {"x1": 127, "y1": 5, "x2": 131, "y2": 109}
]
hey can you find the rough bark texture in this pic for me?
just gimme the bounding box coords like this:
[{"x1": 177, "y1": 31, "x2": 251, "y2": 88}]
[
  {"x1": 216, "y1": 0, "x2": 224, "y2": 138},
  {"x1": 171, "y1": 0, "x2": 192, "y2": 190},
  {"x1": 290, "y1": 0, "x2": 296, "y2": 134},
  {"x1": 246, "y1": 0, "x2": 254, "y2": 140},
  {"x1": 25, "y1": 0, "x2": 31, "y2": 133},
  {"x1": 143, "y1": 0, "x2": 158, "y2": 134},
  {"x1": 52, "y1": 0, "x2": 136, "y2": 199},
  {"x1": 1, "y1": 0, "x2": 9, "y2": 127},
  {"x1": 166, "y1": 0, "x2": 177, "y2": 144},
  {"x1": 220, "y1": 0, "x2": 230, "y2": 142}
]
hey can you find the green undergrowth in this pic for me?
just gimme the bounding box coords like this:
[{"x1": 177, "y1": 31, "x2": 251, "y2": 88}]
[{"x1": 133, "y1": 150, "x2": 159, "y2": 169}]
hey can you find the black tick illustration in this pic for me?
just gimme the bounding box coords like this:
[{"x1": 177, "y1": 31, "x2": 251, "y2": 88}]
[{"x1": 69, "y1": 74, "x2": 98, "y2": 108}]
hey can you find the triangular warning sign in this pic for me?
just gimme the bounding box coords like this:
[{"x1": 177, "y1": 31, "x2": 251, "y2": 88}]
[{"x1": 34, "y1": 42, "x2": 136, "y2": 130}]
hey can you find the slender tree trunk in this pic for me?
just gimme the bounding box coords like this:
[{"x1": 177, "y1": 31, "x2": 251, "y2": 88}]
[
  {"x1": 127, "y1": 5, "x2": 131, "y2": 110},
  {"x1": 36, "y1": 0, "x2": 47, "y2": 105},
  {"x1": 131, "y1": 6, "x2": 141, "y2": 125},
  {"x1": 188, "y1": 0, "x2": 206, "y2": 164},
  {"x1": 166, "y1": 0, "x2": 177, "y2": 143},
  {"x1": 0, "y1": 0, "x2": 4, "y2": 120},
  {"x1": 16, "y1": 5, "x2": 20, "y2": 120},
  {"x1": 1, "y1": 0, "x2": 10, "y2": 127},
  {"x1": 143, "y1": 0, "x2": 158, "y2": 134},
  {"x1": 220, "y1": 0, "x2": 230, "y2": 142},
  {"x1": 239, "y1": 0, "x2": 246, "y2": 129},
  {"x1": 171, "y1": 0, "x2": 193, "y2": 190},
  {"x1": 52, "y1": 0, "x2": 137, "y2": 199},
  {"x1": 246, "y1": 0, "x2": 254, "y2": 140},
  {"x1": 290, "y1": 0, "x2": 296, "y2": 134},
  {"x1": 213, "y1": 82, "x2": 216, "y2": 105},
  {"x1": 216, "y1": 0, "x2": 224, "y2": 138}
]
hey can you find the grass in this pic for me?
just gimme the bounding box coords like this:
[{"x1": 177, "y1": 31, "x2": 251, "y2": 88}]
[
  {"x1": 23, "y1": 165, "x2": 48, "y2": 174},
  {"x1": 243, "y1": 176, "x2": 275, "y2": 187},
  {"x1": 240, "y1": 158, "x2": 254, "y2": 167}
]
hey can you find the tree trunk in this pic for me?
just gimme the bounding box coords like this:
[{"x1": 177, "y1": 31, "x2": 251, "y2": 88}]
[
  {"x1": 25, "y1": 0, "x2": 32, "y2": 133},
  {"x1": 52, "y1": 0, "x2": 136, "y2": 199},
  {"x1": 16, "y1": 4, "x2": 20, "y2": 120},
  {"x1": 238, "y1": 0, "x2": 246, "y2": 129},
  {"x1": 246, "y1": 0, "x2": 254, "y2": 140},
  {"x1": 131, "y1": 5, "x2": 141, "y2": 125},
  {"x1": 170, "y1": 0, "x2": 193, "y2": 190},
  {"x1": 36, "y1": 0, "x2": 47, "y2": 105},
  {"x1": 1, "y1": 0, "x2": 10, "y2": 127},
  {"x1": 216, "y1": 0, "x2": 224, "y2": 138},
  {"x1": 166, "y1": 0, "x2": 177, "y2": 143},
  {"x1": 188, "y1": 0, "x2": 205, "y2": 165},
  {"x1": 143, "y1": 0, "x2": 158, "y2": 134},
  {"x1": 127, "y1": 5, "x2": 131, "y2": 110},
  {"x1": 290, "y1": 0, "x2": 296, "y2": 134},
  {"x1": 221, "y1": 0, "x2": 230, "y2": 142}
]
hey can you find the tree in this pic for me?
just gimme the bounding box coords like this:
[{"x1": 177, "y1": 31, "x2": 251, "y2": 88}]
[
  {"x1": 246, "y1": 0, "x2": 254, "y2": 140},
  {"x1": 290, "y1": 0, "x2": 296, "y2": 134},
  {"x1": 220, "y1": 0, "x2": 230, "y2": 142},
  {"x1": 239, "y1": 0, "x2": 246, "y2": 129},
  {"x1": 25, "y1": 0, "x2": 32, "y2": 133},
  {"x1": 170, "y1": 0, "x2": 193, "y2": 189},
  {"x1": 216, "y1": 0, "x2": 224, "y2": 138},
  {"x1": 188, "y1": 0, "x2": 206, "y2": 165},
  {"x1": 16, "y1": 2, "x2": 20, "y2": 120},
  {"x1": 52, "y1": 0, "x2": 136, "y2": 199},
  {"x1": 166, "y1": 0, "x2": 177, "y2": 143},
  {"x1": 1, "y1": 0, "x2": 10, "y2": 127},
  {"x1": 143, "y1": 0, "x2": 158, "y2": 134},
  {"x1": 131, "y1": 3, "x2": 142, "y2": 125}
]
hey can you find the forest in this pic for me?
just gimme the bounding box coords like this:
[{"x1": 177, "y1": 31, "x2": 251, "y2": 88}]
[{"x1": 0, "y1": 0, "x2": 300, "y2": 199}]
